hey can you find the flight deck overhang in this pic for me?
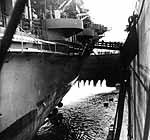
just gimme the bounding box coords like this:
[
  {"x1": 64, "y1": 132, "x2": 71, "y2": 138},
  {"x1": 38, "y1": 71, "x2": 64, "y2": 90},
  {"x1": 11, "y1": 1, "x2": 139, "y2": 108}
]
[{"x1": 46, "y1": 18, "x2": 83, "y2": 39}]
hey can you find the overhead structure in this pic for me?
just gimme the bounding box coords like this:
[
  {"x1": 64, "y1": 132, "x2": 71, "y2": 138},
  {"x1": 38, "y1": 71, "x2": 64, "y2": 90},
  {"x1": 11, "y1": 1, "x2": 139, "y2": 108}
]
[{"x1": 94, "y1": 41, "x2": 123, "y2": 50}]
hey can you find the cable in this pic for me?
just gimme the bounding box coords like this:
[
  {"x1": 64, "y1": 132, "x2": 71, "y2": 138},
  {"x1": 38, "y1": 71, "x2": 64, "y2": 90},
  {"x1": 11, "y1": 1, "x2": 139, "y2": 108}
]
[
  {"x1": 137, "y1": 0, "x2": 145, "y2": 22},
  {"x1": 130, "y1": 65, "x2": 149, "y2": 93}
]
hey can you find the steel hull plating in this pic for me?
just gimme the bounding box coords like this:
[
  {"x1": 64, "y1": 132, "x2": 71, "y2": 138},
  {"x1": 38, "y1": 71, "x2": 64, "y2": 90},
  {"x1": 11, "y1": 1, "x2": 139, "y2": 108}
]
[
  {"x1": 0, "y1": 52, "x2": 81, "y2": 140},
  {"x1": 130, "y1": 0, "x2": 150, "y2": 140}
]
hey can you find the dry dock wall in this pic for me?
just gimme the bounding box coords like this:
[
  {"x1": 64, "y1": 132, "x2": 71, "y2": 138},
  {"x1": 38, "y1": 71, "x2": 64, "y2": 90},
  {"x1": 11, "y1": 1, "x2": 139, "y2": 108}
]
[{"x1": 130, "y1": 0, "x2": 150, "y2": 140}]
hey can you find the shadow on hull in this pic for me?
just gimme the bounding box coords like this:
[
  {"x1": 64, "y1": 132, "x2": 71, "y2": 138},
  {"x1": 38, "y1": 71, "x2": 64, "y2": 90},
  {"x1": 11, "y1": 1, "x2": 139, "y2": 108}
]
[{"x1": 78, "y1": 54, "x2": 121, "y2": 87}]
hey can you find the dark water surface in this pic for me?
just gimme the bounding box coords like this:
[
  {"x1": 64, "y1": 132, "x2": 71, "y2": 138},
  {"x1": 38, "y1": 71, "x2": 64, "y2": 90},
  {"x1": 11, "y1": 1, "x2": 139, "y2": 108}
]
[{"x1": 33, "y1": 91, "x2": 125, "y2": 140}]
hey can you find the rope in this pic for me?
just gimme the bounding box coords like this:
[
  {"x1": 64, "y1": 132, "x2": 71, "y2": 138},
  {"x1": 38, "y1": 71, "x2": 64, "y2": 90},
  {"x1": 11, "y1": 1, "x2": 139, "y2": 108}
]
[
  {"x1": 136, "y1": 0, "x2": 146, "y2": 22},
  {"x1": 126, "y1": 0, "x2": 145, "y2": 32},
  {"x1": 130, "y1": 65, "x2": 149, "y2": 93}
]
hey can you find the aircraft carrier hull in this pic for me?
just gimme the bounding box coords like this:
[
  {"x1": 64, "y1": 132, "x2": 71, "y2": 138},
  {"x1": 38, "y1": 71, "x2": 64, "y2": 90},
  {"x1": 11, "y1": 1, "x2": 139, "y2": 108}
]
[{"x1": 0, "y1": 51, "x2": 81, "y2": 140}]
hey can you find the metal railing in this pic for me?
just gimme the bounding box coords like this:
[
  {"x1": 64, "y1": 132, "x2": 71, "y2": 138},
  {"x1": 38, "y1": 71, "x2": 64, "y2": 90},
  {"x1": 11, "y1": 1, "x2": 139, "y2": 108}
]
[{"x1": 94, "y1": 41, "x2": 124, "y2": 50}]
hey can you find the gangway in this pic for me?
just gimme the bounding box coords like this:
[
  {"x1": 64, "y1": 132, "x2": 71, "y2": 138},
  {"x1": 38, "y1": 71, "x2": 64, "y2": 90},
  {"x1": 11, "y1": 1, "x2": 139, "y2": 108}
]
[{"x1": 94, "y1": 41, "x2": 123, "y2": 50}]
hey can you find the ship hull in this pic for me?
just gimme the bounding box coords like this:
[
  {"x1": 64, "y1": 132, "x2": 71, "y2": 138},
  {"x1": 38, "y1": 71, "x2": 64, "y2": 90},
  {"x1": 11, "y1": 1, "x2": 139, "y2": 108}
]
[
  {"x1": 0, "y1": 51, "x2": 82, "y2": 140},
  {"x1": 130, "y1": 0, "x2": 150, "y2": 140}
]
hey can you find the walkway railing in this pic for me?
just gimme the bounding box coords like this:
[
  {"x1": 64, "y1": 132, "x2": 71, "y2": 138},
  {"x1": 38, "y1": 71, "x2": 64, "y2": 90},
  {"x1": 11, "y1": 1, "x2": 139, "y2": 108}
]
[{"x1": 94, "y1": 41, "x2": 123, "y2": 50}]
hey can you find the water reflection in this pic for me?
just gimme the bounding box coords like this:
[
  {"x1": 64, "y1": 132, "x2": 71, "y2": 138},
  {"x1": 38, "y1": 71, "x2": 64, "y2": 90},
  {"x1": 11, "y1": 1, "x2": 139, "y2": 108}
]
[{"x1": 62, "y1": 79, "x2": 116, "y2": 105}]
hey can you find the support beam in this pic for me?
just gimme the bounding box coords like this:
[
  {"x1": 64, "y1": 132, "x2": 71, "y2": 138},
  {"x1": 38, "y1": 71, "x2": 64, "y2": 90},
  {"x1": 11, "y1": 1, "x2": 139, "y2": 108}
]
[{"x1": 0, "y1": 0, "x2": 28, "y2": 68}]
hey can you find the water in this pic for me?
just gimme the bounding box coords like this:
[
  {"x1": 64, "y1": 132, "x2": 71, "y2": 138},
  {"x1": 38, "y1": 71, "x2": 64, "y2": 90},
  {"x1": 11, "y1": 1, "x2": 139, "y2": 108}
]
[
  {"x1": 62, "y1": 79, "x2": 116, "y2": 105},
  {"x1": 34, "y1": 80, "x2": 121, "y2": 140}
]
